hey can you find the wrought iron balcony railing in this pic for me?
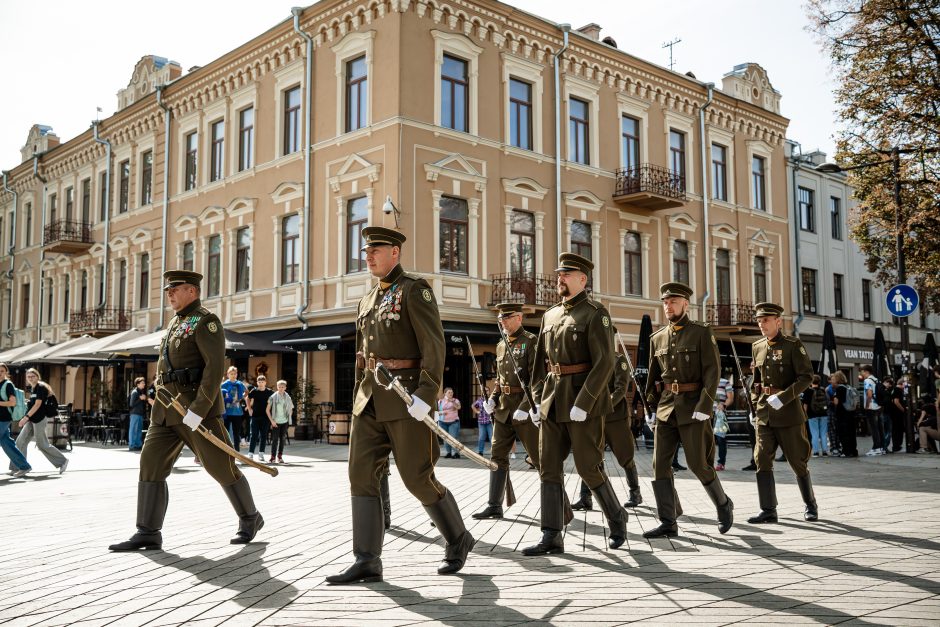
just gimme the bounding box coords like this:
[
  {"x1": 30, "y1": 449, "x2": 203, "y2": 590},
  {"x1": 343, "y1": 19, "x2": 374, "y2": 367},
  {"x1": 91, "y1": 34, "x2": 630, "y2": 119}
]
[
  {"x1": 68, "y1": 308, "x2": 131, "y2": 336},
  {"x1": 488, "y1": 273, "x2": 559, "y2": 308},
  {"x1": 613, "y1": 164, "x2": 687, "y2": 209},
  {"x1": 705, "y1": 302, "x2": 757, "y2": 327},
  {"x1": 44, "y1": 219, "x2": 93, "y2": 252}
]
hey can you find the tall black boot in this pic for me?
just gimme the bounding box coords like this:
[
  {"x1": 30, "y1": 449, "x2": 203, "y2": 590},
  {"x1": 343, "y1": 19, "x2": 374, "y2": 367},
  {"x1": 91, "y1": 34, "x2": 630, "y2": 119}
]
[
  {"x1": 591, "y1": 479, "x2": 629, "y2": 549},
  {"x1": 623, "y1": 465, "x2": 643, "y2": 507},
  {"x1": 747, "y1": 471, "x2": 778, "y2": 524},
  {"x1": 571, "y1": 480, "x2": 593, "y2": 510},
  {"x1": 523, "y1": 482, "x2": 566, "y2": 555},
  {"x1": 326, "y1": 496, "x2": 384, "y2": 584},
  {"x1": 796, "y1": 473, "x2": 818, "y2": 521},
  {"x1": 704, "y1": 477, "x2": 734, "y2": 534},
  {"x1": 472, "y1": 468, "x2": 507, "y2": 519},
  {"x1": 223, "y1": 476, "x2": 264, "y2": 544},
  {"x1": 108, "y1": 481, "x2": 168, "y2": 551},
  {"x1": 380, "y1": 472, "x2": 392, "y2": 529},
  {"x1": 643, "y1": 478, "x2": 678, "y2": 538},
  {"x1": 425, "y1": 490, "x2": 475, "y2": 575}
]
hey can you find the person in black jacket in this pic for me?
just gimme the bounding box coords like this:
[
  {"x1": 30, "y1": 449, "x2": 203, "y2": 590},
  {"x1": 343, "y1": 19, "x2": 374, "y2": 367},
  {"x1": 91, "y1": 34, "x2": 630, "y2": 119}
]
[
  {"x1": 0, "y1": 362, "x2": 32, "y2": 477},
  {"x1": 10, "y1": 368, "x2": 68, "y2": 474},
  {"x1": 127, "y1": 377, "x2": 149, "y2": 451}
]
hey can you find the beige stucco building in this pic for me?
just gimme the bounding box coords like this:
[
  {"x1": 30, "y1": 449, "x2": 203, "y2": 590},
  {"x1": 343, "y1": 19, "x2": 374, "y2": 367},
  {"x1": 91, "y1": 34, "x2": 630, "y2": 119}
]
[{"x1": 0, "y1": 0, "x2": 791, "y2": 421}]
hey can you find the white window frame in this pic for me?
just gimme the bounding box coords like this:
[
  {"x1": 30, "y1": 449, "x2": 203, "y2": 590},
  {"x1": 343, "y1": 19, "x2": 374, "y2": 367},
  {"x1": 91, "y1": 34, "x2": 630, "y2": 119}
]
[
  {"x1": 178, "y1": 114, "x2": 201, "y2": 194},
  {"x1": 564, "y1": 75, "x2": 600, "y2": 167},
  {"x1": 707, "y1": 126, "x2": 736, "y2": 205},
  {"x1": 273, "y1": 60, "x2": 305, "y2": 157},
  {"x1": 664, "y1": 111, "x2": 696, "y2": 195},
  {"x1": 501, "y1": 52, "x2": 544, "y2": 153},
  {"x1": 432, "y1": 30, "x2": 482, "y2": 136},
  {"x1": 136, "y1": 142, "x2": 155, "y2": 209},
  {"x1": 616, "y1": 93, "x2": 650, "y2": 169},
  {"x1": 231, "y1": 85, "x2": 258, "y2": 174},
  {"x1": 747, "y1": 140, "x2": 774, "y2": 214},
  {"x1": 332, "y1": 31, "x2": 375, "y2": 136}
]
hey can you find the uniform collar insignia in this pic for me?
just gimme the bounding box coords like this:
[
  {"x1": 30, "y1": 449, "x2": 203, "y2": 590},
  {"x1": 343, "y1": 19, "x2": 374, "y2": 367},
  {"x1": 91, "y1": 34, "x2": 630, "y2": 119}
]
[
  {"x1": 380, "y1": 264, "x2": 404, "y2": 289},
  {"x1": 563, "y1": 290, "x2": 587, "y2": 309},
  {"x1": 176, "y1": 299, "x2": 202, "y2": 318},
  {"x1": 670, "y1": 314, "x2": 690, "y2": 332}
]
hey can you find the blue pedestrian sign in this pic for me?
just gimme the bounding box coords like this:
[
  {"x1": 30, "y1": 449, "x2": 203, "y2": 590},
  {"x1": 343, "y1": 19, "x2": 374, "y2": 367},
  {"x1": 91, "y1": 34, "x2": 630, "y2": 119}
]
[{"x1": 885, "y1": 284, "x2": 919, "y2": 317}]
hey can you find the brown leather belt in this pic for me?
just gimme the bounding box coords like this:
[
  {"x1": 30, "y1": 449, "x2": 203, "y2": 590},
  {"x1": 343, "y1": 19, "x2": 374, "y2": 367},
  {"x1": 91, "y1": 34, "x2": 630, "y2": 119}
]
[
  {"x1": 663, "y1": 381, "x2": 702, "y2": 393},
  {"x1": 501, "y1": 384, "x2": 523, "y2": 394},
  {"x1": 356, "y1": 353, "x2": 420, "y2": 371},
  {"x1": 546, "y1": 361, "x2": 591, "y2": 376},
  {"x1": 762, "y1": 386, "x2": 784, "y2": 394}
]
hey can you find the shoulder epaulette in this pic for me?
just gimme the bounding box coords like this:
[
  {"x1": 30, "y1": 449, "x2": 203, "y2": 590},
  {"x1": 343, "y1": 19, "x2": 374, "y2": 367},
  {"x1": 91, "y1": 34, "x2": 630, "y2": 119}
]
[
  {"x1": 651, "y1": 326, "x2": 668, "y2": 337},
  {"x1": 197, "y1": 306, "x2": 211, "y2": 316},
  {"x1": 585, "y1": 299, "x2": 602, "y2": 310}
]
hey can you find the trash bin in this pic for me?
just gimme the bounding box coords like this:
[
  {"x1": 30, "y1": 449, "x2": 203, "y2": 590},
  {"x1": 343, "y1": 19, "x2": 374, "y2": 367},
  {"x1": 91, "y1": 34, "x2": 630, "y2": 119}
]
[{"x1": 52, "y1": 406, "x2": 73, "y2": 452}]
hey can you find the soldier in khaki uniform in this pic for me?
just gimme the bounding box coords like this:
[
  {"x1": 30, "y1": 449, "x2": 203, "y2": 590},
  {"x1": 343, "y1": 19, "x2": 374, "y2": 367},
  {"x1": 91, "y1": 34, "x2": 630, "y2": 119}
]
[
  {"x1": 522, "y1": 253, "x2": 629, "y2": 555},
  {"x1": 571, "y1": 350, "x2": 644, "y2": 511},
  {"x1": 643, "y1": 282, "x2": 734, "y2": 539},
  {"x1": 747, "y1": 302, "x2": 818, "y2": 523},
  {"x1": 327, "y1": 227, "x2": 473, "y2": 584},
  {"x1": 109, "y1": 270, "x2": 263, "y2": 551},
  {"x1": 472, "y1": 303, "x2": 540, "y2": 519}
]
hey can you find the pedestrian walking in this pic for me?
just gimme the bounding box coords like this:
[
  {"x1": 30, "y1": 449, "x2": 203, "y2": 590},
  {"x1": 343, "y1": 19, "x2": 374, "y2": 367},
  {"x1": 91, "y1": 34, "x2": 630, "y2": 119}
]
[
  {"x1": 522, "y1": 252, "x2": 628, "y2": 555},
  {"x1": 803, "y1": 375, "x2": 831, "y2": 456},
  {"x1": 830, "y1": 371, "x2": 858, "y2": 457},
  {"x1": 327, "y1": 227, "x2": 473, "y2": 584},
  {"x1": 643, "y1": 282, "x2": 733, "y2": 539},
  {"x1": 472, "y1": 389, "x2": 493, "y2": 456},
  {"x1": 109, "y1": 270, "x2": 263, "y2": 551},
  {"x1": 221, "y1": 366, "x2": 247, "y2": 450},
  {"x1": 0, "y1": 362, "x2": 31, "y2": 477},
  {"x1": 266, "y1": 380, "x2": 293, "y2": 464},
  {"x1": 437, "y1": 388, "x2": 462, "y2": 459},
  {"x1": 11, "y1": 368, "x2": 69, "y2": 475},
  {"x1": 884, "y1": 377, "x2": 906, "y2": 452},
  {"x1": 246, "y1": 375, "x2": 274, "y2": 462},
  {"x1": 713, "y1": 373, "x2": 734, "y2": 471},
  {"x1": 861, "y1": 365, "x2": 885, "y2": 456},
  {"x1": 747, "y1": 302, "x2": 818, "y2": 524},
  {"x1": 127, "y1": 377, "x2": 148, "y2": 451}
]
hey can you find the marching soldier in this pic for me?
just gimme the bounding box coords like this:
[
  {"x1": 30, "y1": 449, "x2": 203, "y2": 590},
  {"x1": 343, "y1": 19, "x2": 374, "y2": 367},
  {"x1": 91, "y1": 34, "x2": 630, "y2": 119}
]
[
  {"x1": 522, "y1": 253, "x2": 629, "y2": 555},
  {"x1": 109, "y1": 270, "x2": 263, "y2": 551},
  {"x1": 472, "y1": 303, "x2": 540, "y2": 519},
  {"x1": 571, "y1": 349, "x2": 644, "y2": 511},
  {"x1": 747, "y1": 302, "x2": 818, "y2": 523},
  {"x1": 327, "y1": 227, "x2": 473, "y2": 584},
  {"x1": 643, "y1": 282, "x2": 734, "y2": 539}
]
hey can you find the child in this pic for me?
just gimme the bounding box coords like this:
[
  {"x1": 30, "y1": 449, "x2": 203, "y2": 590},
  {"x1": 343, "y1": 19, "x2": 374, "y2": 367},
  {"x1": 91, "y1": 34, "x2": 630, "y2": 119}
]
[{"x1": 266, "y1": 380, "x2": 294, "y2": 464}]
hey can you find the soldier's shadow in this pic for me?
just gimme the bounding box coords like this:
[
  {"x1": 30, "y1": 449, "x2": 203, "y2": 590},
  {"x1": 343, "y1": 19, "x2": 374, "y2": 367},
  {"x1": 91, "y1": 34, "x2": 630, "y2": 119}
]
[{"x1": 144, "y1": 544, "x2": 299, "y2": 608}]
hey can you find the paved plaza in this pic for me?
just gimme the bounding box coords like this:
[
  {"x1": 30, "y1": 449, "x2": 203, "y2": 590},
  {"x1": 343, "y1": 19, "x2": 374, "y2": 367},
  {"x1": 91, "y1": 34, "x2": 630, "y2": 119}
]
[{"x1": 2, "y1": 435, "x2": 939, "y2": 626}]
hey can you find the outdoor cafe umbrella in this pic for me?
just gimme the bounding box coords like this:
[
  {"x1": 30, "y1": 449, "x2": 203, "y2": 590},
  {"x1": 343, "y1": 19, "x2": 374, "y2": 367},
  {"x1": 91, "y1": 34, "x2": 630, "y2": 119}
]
[
  {"x1": 873, "y1": 327, "x2": 893, "y2": 380},
  {"x1": 54, "y1": 329, "x2": 149, "y2": 361},
  {"x1": 819, "y1": 319, "x2": 839, "y2": 376},
  {"x1": 0, "y1": 340, "x2": 53, "y2": 365},
  {"x1": 919, "y1": 332, "x2": 938, "y2": 394},
  {"x1": 630, "y1": 314, "x2": 653, "y2": 415},
  {"x1": 14, "y1": 335, "x2": 97, "y2": 365}
]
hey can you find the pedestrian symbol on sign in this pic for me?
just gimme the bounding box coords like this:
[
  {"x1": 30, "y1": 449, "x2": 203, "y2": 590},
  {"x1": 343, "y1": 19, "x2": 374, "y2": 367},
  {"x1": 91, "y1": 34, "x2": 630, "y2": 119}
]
[{"x1": 885, "y1": 284, "x2": 919, "y2": 318}]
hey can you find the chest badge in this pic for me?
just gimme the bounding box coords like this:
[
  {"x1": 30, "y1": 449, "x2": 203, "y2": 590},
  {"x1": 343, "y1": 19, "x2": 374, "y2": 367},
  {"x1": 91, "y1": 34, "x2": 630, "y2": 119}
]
[
  {"x1": 422, "y1": 288, "x2": 433, "y2": 302},
  {"x1": 602, "y1": 316, "x2": 610, "y2": 327},
  {"x1": 207, "y1": 321, "x2": 218, "y2": 334}
]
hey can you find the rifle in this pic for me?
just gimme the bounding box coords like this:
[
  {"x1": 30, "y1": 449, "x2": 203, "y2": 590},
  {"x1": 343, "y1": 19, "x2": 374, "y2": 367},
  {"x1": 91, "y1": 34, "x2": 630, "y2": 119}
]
[
  {"x1": 614, "y1": 330, "x2": 655, "y2": 420},
  {"x1": 729, "y1": 340, "x2": 756, "y2": 416},
  {"x1": 494, "y1": 325, "x2": 539, "y2": 414}
]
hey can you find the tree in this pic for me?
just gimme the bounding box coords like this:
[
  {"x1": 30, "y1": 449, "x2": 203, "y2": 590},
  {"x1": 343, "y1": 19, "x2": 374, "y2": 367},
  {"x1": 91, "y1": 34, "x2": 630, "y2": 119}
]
[{"x1": 807, "y1": 0, "x2": 940, "y2": 312}]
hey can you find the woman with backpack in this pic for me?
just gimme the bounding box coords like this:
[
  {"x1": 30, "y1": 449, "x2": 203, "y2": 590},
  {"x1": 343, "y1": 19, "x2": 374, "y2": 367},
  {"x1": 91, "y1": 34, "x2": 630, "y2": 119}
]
[
  {"x1": 829, "y1": 371, "x2": 858, "y2": 458},
  {"x1": 0, "y1": 362, "x2": 32, "y2": 477},
  {"x1": 802, "y1": 374, "x2": 830, "y2": 456},
  {"x1": 12, "y1": 368, "x2": 69, "y2": 474}
]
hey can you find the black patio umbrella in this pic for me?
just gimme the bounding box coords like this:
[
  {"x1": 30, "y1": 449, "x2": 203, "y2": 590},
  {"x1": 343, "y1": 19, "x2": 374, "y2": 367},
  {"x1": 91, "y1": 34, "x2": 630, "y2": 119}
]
[
  {"x1": 819, "y1": 319, "x2": 839, "y2": 376},
  {"x1": 631, "y1": 314, "x2": 653, "y2": 415},
  {"x1": 872, "y1": 327, "x2": 892, "y2": 380},
  {"x1": 919, "y1": 332, "x2": 938, "y2": 394}
]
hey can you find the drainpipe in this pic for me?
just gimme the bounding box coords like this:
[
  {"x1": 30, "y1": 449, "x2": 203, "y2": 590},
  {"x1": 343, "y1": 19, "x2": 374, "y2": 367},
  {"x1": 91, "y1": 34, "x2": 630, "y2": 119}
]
[
  {"x1": 698, "y1": 83, "x2": 714, "y2": 321},
  {"x1": 156, "y1": 85, "x2": 172, "y2": 330},
  {"x1": 2, "y1": 171, "x2": 17, "y2": 338},
  {"x1": 553, "y1": 24, "x2": 571, "y2": 260},
  {"x1": 292, "y1": 6, "x2": 313, "y2": 330},
  {"x1": 92, "y1": 121, "x2": 111, "y2": 312},
  {"x1": 33, "y1": 156, "x2": 48, "y2": 339},
  {"x1": 790, "y1": 141, "x2": 804, "y2": 334}
]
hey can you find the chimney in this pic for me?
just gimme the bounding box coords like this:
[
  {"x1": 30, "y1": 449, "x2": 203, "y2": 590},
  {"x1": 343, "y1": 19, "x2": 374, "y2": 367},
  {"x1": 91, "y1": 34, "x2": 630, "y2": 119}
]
[{"x1": 576, "y1": 23, "x2": 601, "y2": 41}]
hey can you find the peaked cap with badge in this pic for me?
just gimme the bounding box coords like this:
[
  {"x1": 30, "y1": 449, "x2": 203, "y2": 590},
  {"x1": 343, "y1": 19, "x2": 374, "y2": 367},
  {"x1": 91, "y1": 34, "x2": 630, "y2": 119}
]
[
  {"x1": 360, "y1": 226, "x2": 406, "y2": 250},
  {"x1": 555, "y1": 252, "x2": 594, "y2": 275},
  {"x1": 750, "y1": 302, "x2": 813, "y2": 428},
  {"x1": 162, "y1": 270, "x2": 203, "y2": 290},
  {"x1": 659, "y1": 282, "x2": 694, "y2": 300},
  {"x1": 755, "y1": 302, "x2": 785, "y2": 318}
]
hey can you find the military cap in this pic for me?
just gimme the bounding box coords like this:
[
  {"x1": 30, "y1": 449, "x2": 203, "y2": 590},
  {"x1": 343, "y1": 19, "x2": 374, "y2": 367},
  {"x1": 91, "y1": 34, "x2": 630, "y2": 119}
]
[
  {"x1": 555, "y1": 252, "x2": 594, "y2": 274},
  {"x1": 755, "y1": 302, "x2": 785, "y2": 318},
  {"x1": 659, "y1": 281, "x2": 693, "y2": 300},
  {"x1": 162, "y1": 270, "x2": 202, "y2": 290},
  {"x1": 360, "y1": 226, "x2": 406, "y2": 250},
  {"x1": 496, "y1": 302, "x2": 524, "y2": 319}
]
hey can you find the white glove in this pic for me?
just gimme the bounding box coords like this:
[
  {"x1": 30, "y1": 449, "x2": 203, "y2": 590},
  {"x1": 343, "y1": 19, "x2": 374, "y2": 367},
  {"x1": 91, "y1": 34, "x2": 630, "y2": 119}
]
[
  {"x1": 767, "y1": 394, "x2": 783, "y2": 410},
  {"x1": 749, "y1": 412, "x2": 757, "y2": 427},
  {"x1": 570, "y1": 406, "x2": 587, "y2": 422},
  {"x1": 512, "y1": 409, "x2": 528, "y2": 422},
  {"x1": 692, "y1": 411, "x2": 710, "y2": 422},
  {"x1": 529, "y1": 409, "x2": 541, "y2": 428},
  {"x1": 182, "y1": 410, "x2": 203, "y2": 431},
  {"x1": 645, "y1": 412, "x2": 656, "y2": 428},
  {"x1": 484, "y1": 399, "x2": 496, "y2": 414},
  {"x1": 408, "y1": 396, "x2": 431, "y2": 421}
]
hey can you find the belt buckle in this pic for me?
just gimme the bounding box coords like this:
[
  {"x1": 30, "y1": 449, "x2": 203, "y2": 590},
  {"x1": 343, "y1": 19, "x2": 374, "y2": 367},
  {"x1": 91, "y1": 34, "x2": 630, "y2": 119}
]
[
  {"x1": 368, "y1": 357, "x2": 376, "y2": 371},
  {"x1": 670, "y1": 382, "x2": 680, "y2": 394},
  {"x1": 550, "y1": 364, "x2": 561, "y2": 376},
  {"x1": 502, "y1": 385, "x2": 511, "y2": 394}
]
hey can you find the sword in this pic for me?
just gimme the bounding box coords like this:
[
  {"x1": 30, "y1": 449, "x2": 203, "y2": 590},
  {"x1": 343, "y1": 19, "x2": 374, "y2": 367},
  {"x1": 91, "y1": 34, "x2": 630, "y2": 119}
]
[
  {"x1": 153, "y1": 384, "x2": 278, "y2": 477},
  {"x1": 373, "y1": 363, "x2": 498, "y2": 471},
  {"x1": 494, "y1": 324, "x2": 539, "y2": 415},
  {"x1": 614, "y1": 330, "x2": 655, "y2": 422},
  {"x1": 729, "y1": 340, "x2": 756, "y2": 416}
]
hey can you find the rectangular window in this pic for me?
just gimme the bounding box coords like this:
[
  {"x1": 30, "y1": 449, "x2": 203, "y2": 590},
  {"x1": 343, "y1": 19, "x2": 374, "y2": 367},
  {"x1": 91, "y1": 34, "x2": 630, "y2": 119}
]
[
  {"x1": 21, "y1": 283, "x2": 29, "y2": 328},
  {"x1": 281, "y1": 214, "x2": 300, "y2": 285},
  {"x1": 799, "y1": 187, "x2": 815, "y2": 232},
  {"x1": 345, "y1": 197, "x2": 368, "y2": 274},
  {"x1": 63, "y1": 280, "x2": 69, "y2": 322},
  {"x1": 752, "y1": 156, "x2": 766, "y2": 211},
  {"x1": 184, "y1": 131, "x2": 198, "y2": 191},
  {"x1": 346, "y1": 56, "x2": 368, "y2": 132},
  {"x1": 283, "y1": 86, "x2": 301, "y2": 154},
  {"x1": 140, "y1": 150, "x2": 152, "y2": 205},
  {"x1": 830, "y1": 196, "x2": 842, "y2": 240},
  {"x1": 441, "y1": 54, "x2": 468, "y2": 132},
  {"x1": 510, "y1": 210, "x2": 535, "y2": 279},
  {"x1": 673, "y1": 240, "x2": 689, "y2": 284},
  {"x1": 238, "y1": 107, "x2": 254, "y2": 171},
  {"x1": 210, "y1": 120, "x2": 224, "y2": 182},
  {"x1": 182, "y1": 241, "x2": 194, "y2": 272},
  {"x1": 715, "y1": 248, "x2": 731, "y2": 305},
  {"x1": 711, "y1": 143, "x2": 727, "y2": 201},
  {"x1": 621, "y1": 116, "x2": 640, "y2": 172},
  {"x1": 570, "y1": 221, "x2": 592, "y2": 260},
  {"x1": 99, "y1": 171, "x2": 107, "y2": 221},
  {"x1": 833, "y1": 273, "x2": 844, "y2": 318},
  {"x1": 754, "y1": 256, "x2": 767, "y2": 303},
  {"x1": 139, "y1": 254, "x2": 149, "y2": 309},
  {"x1": 569, "y1": 98, "x2": 590, "y2": 165},
  {"x1": 118, "y1": 260, "x2": 127, "y2": 310},
  {"x1": 624, "y1": 231, "x2": 642, "y2": 296},
  {"x1": 669, "y1": 130, "x2": 686, "y2": 190},
  {"x1": 45, "y1": 278, "x2": 53, "y2": 325},
  {"x1": 98, "y1": 263, "x2": 104, "y2": 308},
  {"x1": 862, "y1": 279, "x2": 872, "y2": 322},
  {"x1": 439, "y1": 196, "x2": 469, "y2": 274},
  {"x1": 235, "y1": 228, "x2": 250, "y2": 292},
  {"x1": 49, "y1": 193, "x2": 57, "y2": 224},
  {"x1": 65, "y1": 186, "x2": 74, "y2": 220},
  {"x1": 81, "y1": 178, "x2": 91, "y2": 223},
  {"x1": 509, "y1": 78, "x2": 532, "y2": 150},
  {"x1": 207, "y1": 235, "x2": 221, "y2": 297},
  {"x1": 24, "y1": 202, "x2": 32, "y2": 247},
  {"x1": 801, "y1": 267, "x2": 817, "y2": 314},
  {"x1": 118, "y1": 160, "x2": 129, "y2": 213}
]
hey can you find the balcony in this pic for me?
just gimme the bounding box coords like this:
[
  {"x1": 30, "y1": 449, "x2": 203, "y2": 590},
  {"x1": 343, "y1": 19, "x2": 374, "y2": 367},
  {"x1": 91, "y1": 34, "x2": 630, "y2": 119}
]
[
  {"x1": 613, "y1": 164, "x2": 687, "y2": 210},
  {"x1": 706, "y1": 302, "x2": 757, "y2": 328},
  {"x1": 44, "y1": 219, "x2": 93, "y2": 254},
  {"x1": 68, "y1": 308, "x2": 130, "y2": 337},
  {"x1": 488, "y1": 273, "x2": 559, "y2": 309}
]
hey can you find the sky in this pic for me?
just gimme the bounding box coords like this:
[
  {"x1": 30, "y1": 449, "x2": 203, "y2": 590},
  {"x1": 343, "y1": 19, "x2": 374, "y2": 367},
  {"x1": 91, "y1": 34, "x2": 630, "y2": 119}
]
[{"x1": 0, "y1": 0, "x2": 838, "y2": 168}]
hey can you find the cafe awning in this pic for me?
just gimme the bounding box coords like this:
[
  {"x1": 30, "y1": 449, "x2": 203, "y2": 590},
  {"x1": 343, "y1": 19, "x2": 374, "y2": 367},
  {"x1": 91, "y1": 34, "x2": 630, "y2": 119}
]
[
  {"x1": 273, "y1": 323, "x2": 355, "y2": 351},
  {"x1": 0, "y1": 340, "x2": 54, "y2": 365},
  {"x1": 57, "y1": 329, "x2": 150, "y2": 361},
  {"x1": 18, "y1": 335, "x2": 98, "y2": 365}
]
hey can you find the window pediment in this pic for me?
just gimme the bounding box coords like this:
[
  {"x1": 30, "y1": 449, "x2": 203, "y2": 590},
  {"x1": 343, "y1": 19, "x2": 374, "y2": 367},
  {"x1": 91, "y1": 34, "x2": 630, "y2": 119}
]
[
  {"x1": 130, "y1": 228, "x2": 152, "y2": 245},
  {"x1": 502, "y1": 177, "x2": 549, "y2": 199},
  {"x1": 564, "y1": 190, "x2": 604, "y2": 212},
  {"x1": 329, "y1": 154, "x2": 381, "y2": 192},
  {"x1": 174, "y1": 214, "x2": 198, "y2": 230},
  {"x1": 425, "y1": 154, "x2": 486, "y2": 190},
  {"x1": 710, "y1": 223, "x2": 738, "y2": 239},
  {"x1": 227, "y1": 197, "x2": 257, "y2": 217},
  {"x1": 668, "y1": 212, "x2": 699, "y2": 231},
  {"x1": 271, "y1": 182, "x2": 303, "y2": 204}
]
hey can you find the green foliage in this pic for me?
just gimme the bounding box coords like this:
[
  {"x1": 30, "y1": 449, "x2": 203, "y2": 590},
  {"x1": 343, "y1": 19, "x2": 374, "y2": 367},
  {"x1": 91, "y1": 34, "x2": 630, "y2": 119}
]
[
  {"x1": 88, "y1": 379, "x2": 124, "y2": 412},
  {"x1": 290, "y1": 377, "x2": 320, "y2": 425}
]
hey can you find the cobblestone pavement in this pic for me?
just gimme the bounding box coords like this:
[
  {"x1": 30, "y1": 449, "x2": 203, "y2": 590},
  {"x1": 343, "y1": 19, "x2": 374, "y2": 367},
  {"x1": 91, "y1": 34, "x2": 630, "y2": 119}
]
[{"x1": 2, "y1": 435, "x2": 939, "y2": 626}]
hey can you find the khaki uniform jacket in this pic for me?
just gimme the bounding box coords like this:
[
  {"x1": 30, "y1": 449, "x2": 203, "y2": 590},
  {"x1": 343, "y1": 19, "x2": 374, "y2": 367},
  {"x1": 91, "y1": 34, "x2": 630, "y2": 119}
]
[
  {"x1": 750, "y1": 334, "x2": 813, "y2": 427},
  {"x1": 352, "y1": 264, "x2": 445, "y2": 421},
  {"x1": 607, "y1": 354, "x2": 632, "y2": 423},
  {"x1": 531, "y1": 290, "x2": 615, "y2": 422},
  {"x1": 645, "y1": 314, "x2": 720, "y2": 426},
  {"x1": 152, "y1": 299, "x2": 226, "y2": 426},
  {"x1": 488, "y1": 329, "x2": 536, "y2": 423}
]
